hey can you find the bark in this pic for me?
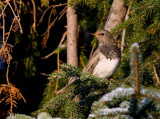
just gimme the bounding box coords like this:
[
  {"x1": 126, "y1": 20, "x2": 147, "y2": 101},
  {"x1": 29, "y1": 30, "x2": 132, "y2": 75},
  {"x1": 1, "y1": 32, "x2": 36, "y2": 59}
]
[
  {"x1": 67, "y1": 0, "x2": 78, "y2": 67},
  {"x1": 104, "y1": 0, "x2": 127, "y2": 39}
]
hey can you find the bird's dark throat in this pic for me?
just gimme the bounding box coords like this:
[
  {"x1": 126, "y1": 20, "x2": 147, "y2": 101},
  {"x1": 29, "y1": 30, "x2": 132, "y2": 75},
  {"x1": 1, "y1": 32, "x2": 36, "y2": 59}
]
[{"x1": 100, "y1": 45, "x2": 121, "y2": 60}]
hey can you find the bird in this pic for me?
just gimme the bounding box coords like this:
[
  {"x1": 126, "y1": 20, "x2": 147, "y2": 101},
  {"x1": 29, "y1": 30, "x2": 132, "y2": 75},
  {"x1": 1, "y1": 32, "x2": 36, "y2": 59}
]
[
  {"x1": 58, "y1": 30, "x2": 121, "y2": 94},
  {"x1": 83, "y1": 29, "x2": 121, "y2": 79}
]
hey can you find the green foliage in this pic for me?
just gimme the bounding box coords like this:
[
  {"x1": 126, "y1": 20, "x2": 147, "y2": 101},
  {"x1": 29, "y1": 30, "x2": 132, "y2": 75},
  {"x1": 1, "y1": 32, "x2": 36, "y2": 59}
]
[
  {"x1": 88, "y1": 43, "x2": 160, "y2": 119},
  {"x1": 32, "y1": 64, "x2": 113, "y2": 118},
  {"x1": 111, "y1": 0, "x2": 160, "y2": 86},
  {"x1": 22, "y1": 31, "x2": 40, "y2": 78},
  {"x1": 6, "y1": 112, "x2": 54, "y2": 119},
  {"x1": 7, "y1": 114, "x2": 35, "y2": 119},
  {"x1": 70, "y1": 0, "x2": 112, "y2": 30},
  {"x1": 41, "y1": 0, "x2": 49, "y2": 7}
]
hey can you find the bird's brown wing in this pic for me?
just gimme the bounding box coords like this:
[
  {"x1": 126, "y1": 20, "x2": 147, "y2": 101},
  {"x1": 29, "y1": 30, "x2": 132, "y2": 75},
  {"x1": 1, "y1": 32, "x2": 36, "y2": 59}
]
[{"x1": 83, "y1": 48, "x2": 100, "y2": 73}]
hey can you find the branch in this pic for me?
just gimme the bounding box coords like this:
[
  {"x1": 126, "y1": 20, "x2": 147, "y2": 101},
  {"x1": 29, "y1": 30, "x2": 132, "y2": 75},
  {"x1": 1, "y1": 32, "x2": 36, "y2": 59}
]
[
  {"x1": 121, "y1": 1, "x2": 133, "y2": 54},
  {"x1": 153, "y1": 65, "x2": 160, "y2": 86},
  {"x1": 41, "y1": 31, "x2": 67, "y2": 59},
  {"x1": 31, "y1": 0, "x2": 36, "y2": 31},
  {"x1": 7, "y1": 1, "x2": 23, "y2": 33},
  {"x1": 0, "y1": 3, "x2": 8, "y2": 18},
  {"x1": 134, "y1": 50, "x2": 139, "y2": 95},
  {"x1": 38, "y1": 3, "x2": 67, "y2": 25}
]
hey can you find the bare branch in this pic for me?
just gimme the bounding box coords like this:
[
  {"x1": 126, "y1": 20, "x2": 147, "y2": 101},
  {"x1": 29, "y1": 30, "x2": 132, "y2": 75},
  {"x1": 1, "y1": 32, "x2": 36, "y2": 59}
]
[
  {"x1": 31, "y1": 0, "x2": 36, "y2": 31},
  {"x1": 121, "y1": 2, "x2": 132, "y2": 54},
  {"x1": 153, "y1": 65, "x2": 160, "y2": 86},
  {"x1": 38, "y1": 3, "x2": 67, "y2": 24},
  {"x1": 7, "y1": 1, "x2": 23, "y2": 33},
  {"x1": 0, "y1": 3, "x2": 8, "y2": 18},
  {"x1": 41, "y1": 31, "x2": 67, "y2": 59}
]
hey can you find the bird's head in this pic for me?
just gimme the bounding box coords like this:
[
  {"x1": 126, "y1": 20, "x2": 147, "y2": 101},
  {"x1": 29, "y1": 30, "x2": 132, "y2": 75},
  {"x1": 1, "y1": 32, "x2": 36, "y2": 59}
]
[{"x1": 90, "y1": 29, "x2": 117, "y2": 46}]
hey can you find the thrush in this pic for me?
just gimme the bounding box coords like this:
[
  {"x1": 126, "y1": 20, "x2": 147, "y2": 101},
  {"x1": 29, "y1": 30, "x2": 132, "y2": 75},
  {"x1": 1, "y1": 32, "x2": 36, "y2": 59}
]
[{"x1": 83, "y1": 29, "x2": 121, "y2": 78}]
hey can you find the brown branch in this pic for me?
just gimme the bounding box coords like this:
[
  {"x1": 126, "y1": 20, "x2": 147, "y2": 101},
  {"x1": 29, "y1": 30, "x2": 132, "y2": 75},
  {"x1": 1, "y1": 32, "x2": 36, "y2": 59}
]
[
  {"x1": 57, "y1": 78, "x2": 76, "y2": 95},
  {"x1": 57, "y1": 53, "x2": 60, "y2": 72},
  {"x1": 0, "y1": 3, "x2": 8, "y2": 18},
  {"x1": 41, "y1": 31, "x2": 67, "y2": 59},
  {"x1": 153, "y1": 65, "x2": 160, "y2": 86},
  {"x1": 41, "y1": 16, "x2": 58, "y2": 37},
  {"x1": 2, "y1": 13, "x2": 5, "y2": 43},
  {"x1": 54, "y1": 79, "x2": 58, "y2": 95},
  {"x1": 80, "y1": 56, "x2": 85, "y2": 68},
  {"x1": 134, "y1": 50, "x2": 139, "y2": 95},
  {"x1": 38, "y1": 3, "x2": 67, "y2": 25},
  {"x1": 5, "y1": 18, "x2": 16, "y2": 45},
  {"x1": 89, "y1": 43, "x2": 96, "y2": 59},
  {"x1": 40, "y1": 72, "x2": 50, "y2": 77},
  {"x1": 7, "y1": 1, "x2": 23, "y2": 33},
  {"x1": 13, "y1": 0, "x2": 18, "y2": 13},
  {"x1": 121, "y1": 1, "x2": 133, "y2": 54},
  {"x1": 58, "y1": 6, "x2": 67, "y2": 21},
  {"x1": 140, "y1": 94, "x2": 160, "y2": 101},
  {"x1": 132, "y1": 3, "x2": 151, "y2": 13},
  {"x1": 46, "y1": 80, "x2": 52, "y2": 99},
  {"x1": 31, "y1": 0, "x2": 36, "y2": 31},
  {"x1": 6, "y1": 64, "x2": 10, "y2": 85}
]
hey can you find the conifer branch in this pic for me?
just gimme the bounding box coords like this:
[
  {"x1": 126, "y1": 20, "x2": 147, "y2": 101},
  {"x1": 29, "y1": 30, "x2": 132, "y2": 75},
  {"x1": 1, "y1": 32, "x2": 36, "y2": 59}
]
[{"x1": 133, "y1": 50, "x2": 139, "y2": 95}]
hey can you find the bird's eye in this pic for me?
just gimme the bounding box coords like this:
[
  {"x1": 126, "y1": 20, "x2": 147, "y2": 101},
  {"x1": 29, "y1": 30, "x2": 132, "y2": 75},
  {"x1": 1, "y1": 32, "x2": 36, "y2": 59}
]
[{"x1": 99, "y1": 33, "x2": 104, "y2": 36}]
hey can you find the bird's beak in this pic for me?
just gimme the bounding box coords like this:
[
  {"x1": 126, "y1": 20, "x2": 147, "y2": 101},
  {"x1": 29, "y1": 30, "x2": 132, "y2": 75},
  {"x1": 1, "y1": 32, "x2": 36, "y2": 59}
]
[{"x1": 89, "y1": 33, "x2": 98, "y2": 37}]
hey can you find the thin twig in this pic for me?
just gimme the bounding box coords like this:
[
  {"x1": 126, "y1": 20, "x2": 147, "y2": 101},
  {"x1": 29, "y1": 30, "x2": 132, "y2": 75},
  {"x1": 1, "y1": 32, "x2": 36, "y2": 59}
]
[
  {"x1": 57, "y1": 53, "x2": 60, "y2": 72},
  {"x1": 3, "y1": 14, "x2": 5, "y2": 43},
  {"x1": 134, "y1": 50, "x2": 139, "y2": 95},
  {"x1": 121, "y1": 1, "x2": 132, "y2": 54},
  {"x1": 0, "y1": 3, "x2": 8, "y2": 18},
  {"x1": 41, "y1": 16, "x2": 58, "y2": 37},
  {"x1": 89, "y1": 43, "x2": 96, "y2": 59},
  {"x1": 38, "y1": 3, "x2": 67, "y2": 24},
  {"x1": 140, "y1": 94, "x2": 160, "y2": 101},
  {"x1": 58, "y1": 6, "x2": 67, "y2": 21},
  {"x1": 80, "y1": 56, "x2": 85, "y2": 68},
  {"x1": 153, "y1": 65, "x2": 160, "y2": 86},
  {"x1": 46, "y1": 80, "x2": 52, "y2": 98},
  {"x1": 40, "y1": 72, "x2": 50, "y2": 76},
  {"x1": 57, "y1": 78, "x2": 76, "y2": 95},
  {"x1": 5, "y1": 18, "x2": 16, "y2": 44},
  {"x1": 41, "y1": 31, "x2": 67, "y2": 59},
  {"x1": 31, "y1": 0, "x2": 36, "y2": 31},
  {"x1": 13, "y1": 0, "x2": 18, "y2": 14},
  {"x1": 6, "y1": 64, "x2": 10, "y2": 85},
  {"x1": 7, "y1": 1, "x2": 23, "y2": 33}
]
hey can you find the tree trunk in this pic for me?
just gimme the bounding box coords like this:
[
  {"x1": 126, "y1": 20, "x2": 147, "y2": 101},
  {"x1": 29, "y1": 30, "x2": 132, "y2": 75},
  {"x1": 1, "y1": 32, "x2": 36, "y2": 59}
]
[
  {"x1": 67, "y1": 0, "x2": 78, "y2": 67},
  {"x1": 104, "y1": 0, "x2": 127, "y2": 39}
]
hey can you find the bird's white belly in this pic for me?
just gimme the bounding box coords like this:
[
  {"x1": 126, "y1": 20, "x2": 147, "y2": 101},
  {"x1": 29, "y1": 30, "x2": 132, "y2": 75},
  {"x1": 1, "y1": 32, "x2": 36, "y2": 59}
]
[{"x1": 92, "y1": 54, "x2": 120, "y2": 78}]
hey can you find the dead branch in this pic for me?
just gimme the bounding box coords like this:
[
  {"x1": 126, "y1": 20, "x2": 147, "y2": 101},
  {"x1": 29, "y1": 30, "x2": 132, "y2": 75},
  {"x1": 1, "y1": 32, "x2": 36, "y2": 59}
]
[
  {"x1": 7, "y1": 1, "x2": 23, "y2": 33},
  {"x1": 58, "y1": 6, "x2": 67, "y2": 21},
  {"x1": 89, "y1": 43, "x2": 96, "y2": 59},
  {"x1": 121, "y1": 1, "x2": 132, "y2": 54},
  {"x1": 0, "y1": 3, "x2": 8, "y2": 18},
  {"x1": 38, "y1": 3, "x2": 67, "y2": 24},
  {"x1": 153, "y1": 65, "x2": 160, "y2": 86},
  {"x1": 41, "y1": 31, "x2": 67, "y2": 59},
  {"x1": 41, "y1": 16, "x2": 58, "y2": 37},
  {"x1": 31, "y1": 0, "x2": 36, "y2": 31}
]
